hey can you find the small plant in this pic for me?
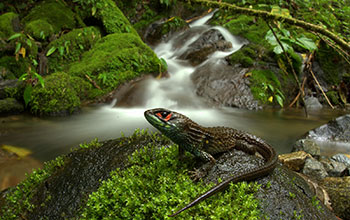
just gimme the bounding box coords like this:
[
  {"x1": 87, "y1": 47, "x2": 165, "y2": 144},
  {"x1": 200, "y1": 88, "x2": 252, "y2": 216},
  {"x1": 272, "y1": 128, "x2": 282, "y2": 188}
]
[{"x1": 18, "y1": 68, "x2": 45, "y2": 106}]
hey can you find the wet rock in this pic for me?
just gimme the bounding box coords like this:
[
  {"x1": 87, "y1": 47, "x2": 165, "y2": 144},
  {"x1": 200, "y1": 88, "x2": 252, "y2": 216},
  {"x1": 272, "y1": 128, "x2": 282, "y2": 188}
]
[
  {"x1": 278, "y1": 151, "x2": 310, "y2": 171},
  {"x1": 144, "y1": 17, "x2": 189, "y2": 45},
  {"x1": 331, "y1": 153, "x2": 350, "y2": 167},
  {"x1": 321, "y1": 177, "x2": 350, "y2": 220},
  {"x1": 191, "y1": 62, "x2": 260, "y2": 110},
  {"x1": 305, "y1": 96, "x2": 323, "y2": 110},
  {"x1": 178, "y1": 29, "x2": 232, "y2": 65},
  {"x1": 293, "y1": 139, "x2": 321, "y2": 159},
  {"x1": 320, "y1": 158, "x2": 348, "y2": 177},
  {"x1": 305, "y1": 114, "x2": 350, "y2": 142},
  {"x1": 0, "y1": 98, "x2": 24, "y2": 115},
  {"x1": 302, "y1": 157, "x2": 328, "y2": 180}
]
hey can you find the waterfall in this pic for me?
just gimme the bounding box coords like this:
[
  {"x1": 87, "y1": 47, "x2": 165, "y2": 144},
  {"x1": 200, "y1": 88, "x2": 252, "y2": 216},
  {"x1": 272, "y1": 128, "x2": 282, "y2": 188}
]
[{"x1": 142, "y1": 11, "x2": 247, "y2": 110}]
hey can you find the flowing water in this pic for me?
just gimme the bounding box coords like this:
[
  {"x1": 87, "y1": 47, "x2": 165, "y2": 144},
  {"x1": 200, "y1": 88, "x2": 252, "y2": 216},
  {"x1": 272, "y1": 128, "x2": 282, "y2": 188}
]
[{"x1": 0, "y1": 12, "x2": 348, "y2": 162}]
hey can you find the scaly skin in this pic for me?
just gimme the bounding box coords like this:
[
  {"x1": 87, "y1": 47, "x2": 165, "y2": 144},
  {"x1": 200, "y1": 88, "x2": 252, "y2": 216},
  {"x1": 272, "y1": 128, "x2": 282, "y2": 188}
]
[{"x1": 144, "y1": 108, "x2": 278, "y2": 217}]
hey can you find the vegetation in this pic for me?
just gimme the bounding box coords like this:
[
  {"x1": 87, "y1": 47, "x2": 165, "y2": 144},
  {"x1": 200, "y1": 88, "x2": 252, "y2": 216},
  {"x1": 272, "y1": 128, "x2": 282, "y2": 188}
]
[{"x1": 80, "y1": 133, "x2": 261, "y2": 219}]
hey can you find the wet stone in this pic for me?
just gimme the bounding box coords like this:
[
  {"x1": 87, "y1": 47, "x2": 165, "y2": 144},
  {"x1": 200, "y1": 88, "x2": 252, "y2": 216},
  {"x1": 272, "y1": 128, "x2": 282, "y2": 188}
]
[
  {"x1": 321, "y1": 158, "x2": 348, "y2": 177},
  {"x1": 292, "y1": 139, "x2": 321, "y2": 159},
  {"x1": 331, "y1": 153, "x2": 350, "y2": 167},
  {"x1": 302, "y1": 157, "x2": 328, "y2": 179},
  {"x1": 278, "y1": 151, "x2": 310, "y2": 171}
]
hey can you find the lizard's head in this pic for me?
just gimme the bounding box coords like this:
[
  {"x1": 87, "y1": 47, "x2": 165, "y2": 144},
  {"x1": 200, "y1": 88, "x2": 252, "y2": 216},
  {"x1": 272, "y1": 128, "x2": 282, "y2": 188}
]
[{"x1": 144, "y1": 108, "x2": 188, "y2": 135}]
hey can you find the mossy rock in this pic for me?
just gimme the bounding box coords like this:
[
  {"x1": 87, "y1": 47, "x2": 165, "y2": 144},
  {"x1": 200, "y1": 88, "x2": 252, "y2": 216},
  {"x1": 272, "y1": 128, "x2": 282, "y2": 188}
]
[
  {"x1": 0, "y1": 12, "x2": 19, "y2": 39},
  {"x1": 47, "y1": 27, "x2": 101, "y2": 73},
  {"x1": 69, "y1": 33, "x2": 165, "y2": 96},
  {"x1": 0, "y1": 56, "x2": 29, "y2": 78},
  {"x1": 22, "y1": 0, "x2": 78, "y2": 33},
  {"x1": 24, "y1": 19, "x2": 54, "y2": 41},
  {"x1": 0, "y1": 97, "x2": 24, "y2": 115},
  {"x1": 91, "y1": 0, "x2": 138, "y2": 35},
  {"x1": 30, "y1": 72, "x2": 91, "y2": 116}
]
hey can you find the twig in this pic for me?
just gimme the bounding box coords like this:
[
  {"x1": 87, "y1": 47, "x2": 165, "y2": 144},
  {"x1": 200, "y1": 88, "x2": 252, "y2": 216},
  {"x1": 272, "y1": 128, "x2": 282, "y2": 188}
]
[
  {"x1": 288, "y1": 76, "x2": 307, "y2": 108},
  {"x1": 306, "y1": 53, "x2": 335, "y2": 109},
  {"x1": 267, "y1": 22, "x2": 308, "y2": 117},
  {"x1": 85, "y1": 74, "x2": 101, "y2": 90}
]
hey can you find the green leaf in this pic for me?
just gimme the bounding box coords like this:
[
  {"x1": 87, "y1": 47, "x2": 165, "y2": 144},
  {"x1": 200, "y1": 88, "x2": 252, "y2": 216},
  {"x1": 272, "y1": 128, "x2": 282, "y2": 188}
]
[
  {"x1": 32, "y1": 59, "x2": 38, "y2": 66},
  {"x1": 34, "y1": 73, "x2": 45, "y2": 88},
  {"x1": 26, "y1": 39, "x2": 32, "y2": 47},
  {"x1": 267, "y1": 84, "x2": 274, "y2": 92},
  {"x1": 19, "y1": 73, "x2": 28, "y2": 81},
  {"x1": 23, "y1": 85, "x2": 33, "y2": 106},
  {"x1": 7, "y1": 33, "x2": 21, "y2": 41},
  {"x1": 58, "y1": 46, "x2": 65, "y2": 56},
  {"x1": 15, "y1": 42, "x2": 21, "y2": 54},
  {"x1": 92, "y1": 6, "x2": 97, "y2": 16},
  {"x1": 46, "y1": 46, "x2": 57, "y2": 56},
  {"x1": 160, "y1": 58, "x2": 168, "y2": 69},
  {"x1": 296, "y1": 36, "x2": 317, "y2": 51},
  {"x1": 275, "y1": 94, "x2": 284, "y2": 107}
]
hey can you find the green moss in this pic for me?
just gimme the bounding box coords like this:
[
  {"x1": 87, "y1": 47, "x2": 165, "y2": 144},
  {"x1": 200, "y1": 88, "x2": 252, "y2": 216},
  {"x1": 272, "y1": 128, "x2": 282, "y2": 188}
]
[
  {"x1": 160, "y1": 16, "x2": 188, "y2": 36},
  {"x1": 326, "y1": 91, "x2": 340, "y2": 105},
  {"x1": 69, "y1": 33, "x2": 165, "y2": 96},
  {"x1": 0, "y1": 156, "x2": 65, "y2": 220},
  {"x1": 229, "y1": 45, "x2": 258, "y2": 67},
  {"x1": 0, "y1": 98, "x2": 24, "y2": 114},
  {"x1": 30, "y1": 72, "x2": 91, "y2": 115},
  {"x1": 81, "y1": 134, "x2": 261, "y2": 219},
  {"x1": 0, "y1": 56, "x2": 29, "y2": 78},
  {"x1": 249, "y1": 69, "x2": 283, "y2": 105},
  {"x1": 24, "y1": 19, "x2": 54, "y2": 41},
  {"x1": 0, "y1": 12, "x2": 18, "y2": 39},
  {"x1": 94, "y1": 0, "x2": 138, "y2": 35},
  {"x1": 47, "y1": 27, "x2": 101, "y2": 73},
  {"x1": 22, "y1": 0, "x2": 78, "y2": 33}
]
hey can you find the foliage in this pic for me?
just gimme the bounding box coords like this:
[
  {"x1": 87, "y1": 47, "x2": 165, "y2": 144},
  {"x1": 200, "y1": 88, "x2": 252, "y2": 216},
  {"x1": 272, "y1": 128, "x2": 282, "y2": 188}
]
[
  {"x1": 250, "y1": 69, "x2": 285, "y2": 107},
  {"x1": 81, "y1": 136, "x2": 261, "y2": 219},
  {"x1": 29, "y1": 72, "x2": 91, "y2": 115},
  {"x1": 265, "y1": 26, "x2": 317, "y2": 54},
  {"x1": 18, "y1": 70, "x2": 44, "y2": 106},
  {"x1": 0, "y1": 156, "x2": 65, "y2": 220},
  {"x1": 159, "y1": 0, "x2": 177, "y2": 7}
]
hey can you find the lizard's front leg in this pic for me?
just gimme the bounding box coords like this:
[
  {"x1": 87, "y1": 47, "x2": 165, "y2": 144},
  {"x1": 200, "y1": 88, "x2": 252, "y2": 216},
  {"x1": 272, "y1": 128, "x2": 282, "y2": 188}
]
[{"x1": 189, "y1": 150, "x2": 216, "y2": 181}]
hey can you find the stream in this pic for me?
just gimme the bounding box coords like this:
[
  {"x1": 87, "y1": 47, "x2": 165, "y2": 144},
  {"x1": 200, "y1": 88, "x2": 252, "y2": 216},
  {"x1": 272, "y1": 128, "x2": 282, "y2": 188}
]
[{"x1": 0, "y1": 12, "x2": 347, "y2": 162}]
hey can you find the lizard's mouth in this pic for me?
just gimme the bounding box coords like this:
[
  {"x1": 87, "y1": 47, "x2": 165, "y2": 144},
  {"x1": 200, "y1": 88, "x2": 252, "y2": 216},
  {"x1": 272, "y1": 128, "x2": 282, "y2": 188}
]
[{"x1": 144, "y1": 110, "x2": 162, "y2": 127}]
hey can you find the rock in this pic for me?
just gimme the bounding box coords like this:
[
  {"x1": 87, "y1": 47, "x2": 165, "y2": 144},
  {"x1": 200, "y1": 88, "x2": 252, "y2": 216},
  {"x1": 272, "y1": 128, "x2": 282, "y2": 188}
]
[
  {"x1": 278, "y1": 151, "x2": 311, "y2": 171},
  {"x1": 293, "y1": 139, "x2": 321, "y2": 158},
  {"x1": 305, "y1": 114, "x2": 350, "y2": 142},
  {"x1": 144, "y1": 17, "x2": 189, "y2": 45},
  {"x1": 302, "y1": 157, "x2": 328, "y2": 180},
  {"x1": 191, "y1": 62, "x2": 260, "y2": 110},
  {"x1": 178, "y1": 29, "x2": 232, "y2": 65},
  {"x1": 320, "y1": 158, "x2": 348, "y2": 177},
  {"x1": 305, "y1": 96, "x2": 323, "y2": 110},
  {"x1": 0, "y1": 132, "x2": 338, "y2": 219},
  {"x1": 0, "y1": 98, "x2": 24, "y2": 115},
  {"x1": 331, "y1": 153, "x2": 350, "y2": 167},
  {"x1": 0, "y1": 12, "x2": 20, "y2": 39},
  {"x1": 321, "y1": 177, "x2": 350, "y2": 220}
]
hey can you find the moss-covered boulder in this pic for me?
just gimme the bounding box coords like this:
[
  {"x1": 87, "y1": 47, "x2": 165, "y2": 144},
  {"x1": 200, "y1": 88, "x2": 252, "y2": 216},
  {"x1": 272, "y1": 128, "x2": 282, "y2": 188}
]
[
  {"x1": 0, "y1": 98, "x2": 24, "y2": 115},
  {"x1": 47, "y1": 27, "x2": 101, "y2": 73},
  {"x1": 30, "y1": 72, "x2": 91, "y2": 116},
  {"x1": 0, "y1": 12, "x2": 19, "y2": 39},
  {"x1": 22, "y1": 0, "x2": 79, "y2": 34},
  {"x1": 24, "y1": 19, "x2": 54, "y2": 41},
  {"x1": 0, "y1": 130, "x2": 338, "y2": 219},
  {"x1": 69, "y1": 33, "x2": 165, "y2": 97},
  {"x1": 0, "y1": 56, "x2": 30, "y2": 78}
]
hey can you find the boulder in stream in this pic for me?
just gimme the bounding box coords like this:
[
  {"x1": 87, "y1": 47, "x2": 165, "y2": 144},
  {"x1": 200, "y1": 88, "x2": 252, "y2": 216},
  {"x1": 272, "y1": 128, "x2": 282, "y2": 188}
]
[{"x1": 0, "y1": 130, "x2": 337, "y2": 219}]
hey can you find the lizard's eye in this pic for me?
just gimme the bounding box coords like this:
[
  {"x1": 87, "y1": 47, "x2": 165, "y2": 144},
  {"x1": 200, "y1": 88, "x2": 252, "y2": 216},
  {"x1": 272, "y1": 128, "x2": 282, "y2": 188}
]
[{"x1": 156, "y1": 111, "x2": 172, "y2": 121}]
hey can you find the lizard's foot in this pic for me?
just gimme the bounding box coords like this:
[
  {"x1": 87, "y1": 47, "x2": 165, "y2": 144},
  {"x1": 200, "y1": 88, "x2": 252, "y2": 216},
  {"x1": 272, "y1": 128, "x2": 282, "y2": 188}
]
[{"x1": 188, "y1": 168, "x2": 206, "y2": 181}]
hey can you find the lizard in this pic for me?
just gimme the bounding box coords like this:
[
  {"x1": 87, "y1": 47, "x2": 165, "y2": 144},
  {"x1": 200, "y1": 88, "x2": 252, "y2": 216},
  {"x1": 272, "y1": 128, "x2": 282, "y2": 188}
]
[{"x1": 144, "y1": 108, "x2": 278, "y2": 217}]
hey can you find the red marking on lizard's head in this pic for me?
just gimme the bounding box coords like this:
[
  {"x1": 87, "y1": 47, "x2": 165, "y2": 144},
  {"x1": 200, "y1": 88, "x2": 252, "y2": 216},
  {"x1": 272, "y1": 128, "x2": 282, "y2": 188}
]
[{"x1": 156, "y1": 112, "x2": 173, "y2": 121}]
